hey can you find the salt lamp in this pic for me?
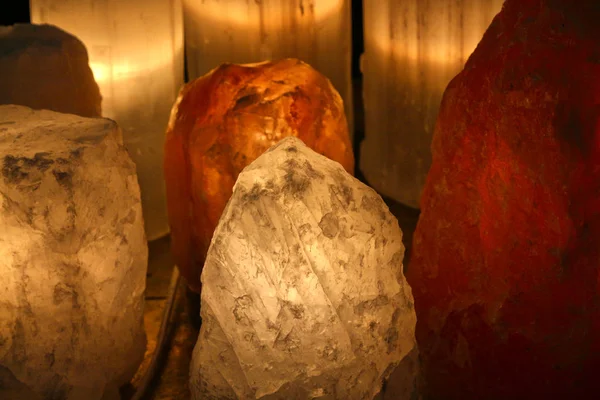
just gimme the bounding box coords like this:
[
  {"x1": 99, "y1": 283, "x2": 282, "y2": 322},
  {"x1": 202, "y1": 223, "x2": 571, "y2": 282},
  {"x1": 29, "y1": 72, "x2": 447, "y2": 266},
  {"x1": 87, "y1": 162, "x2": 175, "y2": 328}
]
[
  {"x1": 407, "y1": 0, "x2": 600, "y2": 398},
  {"x1": 182, "y1": 0, "x2": 354, "y2": 136},
  {"x1": 164, "y1": 58, "x2": 354, "y2": 292},
  {"x1": 30, "y1": 0, "x2": 184, "y2": 241},
  {"x1": 0, "y1": 105, "x2": 148, "y2": 400},
  {"x1": 360, "y1": 0, "x2": 504, "y2": 208},
  {"x1": 190, "y1": 137, "x2": 417, "y2": 399},
  {"x1": 0, "y1": 24, "x2": 101, "y2": 117}
]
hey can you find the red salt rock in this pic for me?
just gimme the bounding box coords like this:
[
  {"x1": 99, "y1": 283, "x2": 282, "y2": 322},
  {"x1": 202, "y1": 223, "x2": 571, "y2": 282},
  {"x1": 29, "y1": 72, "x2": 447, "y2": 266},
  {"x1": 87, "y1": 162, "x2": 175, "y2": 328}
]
[
  {"x1": 164, "y1": 59, "x2": 354, "y2": 293},
  {"x1": 406, "y1": 1, "x2": 600, "y2": 399}
]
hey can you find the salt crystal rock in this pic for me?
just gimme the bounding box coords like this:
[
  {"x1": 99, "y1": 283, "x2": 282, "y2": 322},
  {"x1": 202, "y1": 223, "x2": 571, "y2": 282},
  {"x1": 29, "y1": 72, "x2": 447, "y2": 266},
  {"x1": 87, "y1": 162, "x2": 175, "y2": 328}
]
[
  {"x1": 190, "y1": 137, "x2": 417, "y2": 399},
  {"x1": 0, "y1": 24, "x2": 101, "y2": 118},
  {"x1": 164, "y1": 58, "x2": 354, "y2": 293},
  {"x1": 407, "y1": 1, "x2": 600, "y2": 399},
  {"x1": 0, "y1": 105, "x2": 148, "y2": 400}
]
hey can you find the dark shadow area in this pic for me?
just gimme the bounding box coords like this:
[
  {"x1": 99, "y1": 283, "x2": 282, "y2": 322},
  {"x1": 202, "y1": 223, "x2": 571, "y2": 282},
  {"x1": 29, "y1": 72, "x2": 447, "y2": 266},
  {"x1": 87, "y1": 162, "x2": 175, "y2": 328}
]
[{"x1": 0, "y1": 1, "x2": 29, "y2": 26}]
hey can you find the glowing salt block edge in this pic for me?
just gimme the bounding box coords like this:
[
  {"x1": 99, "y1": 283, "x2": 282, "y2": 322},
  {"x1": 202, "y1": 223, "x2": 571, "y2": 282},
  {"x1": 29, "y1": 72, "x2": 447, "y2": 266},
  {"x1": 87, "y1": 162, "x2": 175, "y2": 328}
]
[
  {"x1": 0, "y1": 105, "x2": 148, "y2": 400},
  {"x1": 190, "y1": 136, "x2": 418, "y2": 399},
  {"x1": 30, "y1": 0, "x2": 185, "y2": 241}
]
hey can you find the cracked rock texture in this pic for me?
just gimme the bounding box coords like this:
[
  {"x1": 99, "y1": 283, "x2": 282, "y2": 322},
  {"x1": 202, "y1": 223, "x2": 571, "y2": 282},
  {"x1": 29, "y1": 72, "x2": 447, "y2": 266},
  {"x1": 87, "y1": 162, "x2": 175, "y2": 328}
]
[
  {"x1": 0, "y1": 24, "x2": 101, "y2": 118},
  {"x1": 164, "y1": 58, "x2": 354, "y2": 293},
  {"x1": 0, "y1": 105, "x2": 148, "y2": 400},
  {"x1": 406, "y1": 1, "x2": 600, "y2": 399},
  {"x1": 190, "y1": 137, "x2": 417, "y2": 400}
]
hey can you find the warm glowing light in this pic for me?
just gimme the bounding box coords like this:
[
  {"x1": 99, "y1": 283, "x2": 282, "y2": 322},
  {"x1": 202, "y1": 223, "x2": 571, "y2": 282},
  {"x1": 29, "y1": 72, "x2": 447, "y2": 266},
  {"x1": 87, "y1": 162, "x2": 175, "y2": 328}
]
[
  {"x1": 370, "y1": 23, "x2": 495, "y2": 66},
  {"x1": 367, "y1": 0, "x2": 502, "y2": 67},
  {"x1": 89, "y1": 63, "x2": 135, "y2": 83},
  {"x1": 88, "y1": 48, "x2": 176, "y2": 83},
  {"x1": 186, "y1": 0, "x2": 343, "y2": 27}
]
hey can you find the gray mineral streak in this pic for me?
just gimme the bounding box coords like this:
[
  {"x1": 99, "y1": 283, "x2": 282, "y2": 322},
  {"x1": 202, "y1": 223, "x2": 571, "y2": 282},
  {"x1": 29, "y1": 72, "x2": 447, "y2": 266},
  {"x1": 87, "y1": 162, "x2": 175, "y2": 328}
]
[
  {"x1": 190, "y1": 136, "x2": 418, "y2": 399},
  {"x1": 0, "y1": 105, "x2": 148, "y2": 400}
]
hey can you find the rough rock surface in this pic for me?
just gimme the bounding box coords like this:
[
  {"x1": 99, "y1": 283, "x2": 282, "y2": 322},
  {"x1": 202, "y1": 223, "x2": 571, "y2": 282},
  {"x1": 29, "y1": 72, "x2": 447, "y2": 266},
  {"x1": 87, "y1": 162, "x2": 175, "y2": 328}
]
[
  {"x1": 190, "y1": 137, "x2": 416, "y2": 400},
  {"x1": 164, "y1": 58, "x2": 354, "y2": 292},
  {"x1": 0, "y1": 24, "x2": 101, "y2": 118},
  {"x1": 406, "y1": 1, "x2": 600, "y2": 399},
  {"x1": 0, "y1": 105, "x2": 148, "y2": 400}
]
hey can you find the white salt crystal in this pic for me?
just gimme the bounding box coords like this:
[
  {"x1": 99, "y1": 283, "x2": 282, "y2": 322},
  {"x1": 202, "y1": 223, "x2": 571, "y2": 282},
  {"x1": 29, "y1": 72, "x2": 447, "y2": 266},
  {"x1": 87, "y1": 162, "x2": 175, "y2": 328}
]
[
  {"x1": 190, "y1": 136, "x2": 418, "y2": 399},
  {"x1": 0, "y1": 105, "x2": 148, "y2": 400}
]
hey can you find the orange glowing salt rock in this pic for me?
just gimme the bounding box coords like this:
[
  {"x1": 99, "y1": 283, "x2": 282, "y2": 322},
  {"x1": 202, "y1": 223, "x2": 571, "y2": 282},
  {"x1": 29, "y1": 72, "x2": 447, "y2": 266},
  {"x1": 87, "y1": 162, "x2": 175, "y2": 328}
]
[{"x1": 164, "y1": 58, "x2": 354, "y2": 292}]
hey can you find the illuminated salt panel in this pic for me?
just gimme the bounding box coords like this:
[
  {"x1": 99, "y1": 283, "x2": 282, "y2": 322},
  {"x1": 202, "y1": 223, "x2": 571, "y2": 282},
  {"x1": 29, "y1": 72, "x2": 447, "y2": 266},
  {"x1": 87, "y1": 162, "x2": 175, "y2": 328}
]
[
  {"x1": 30, "y1": 0, "x2": 184, "y2": 240},
  {"x1": 0, "y1": 24, "x2": 101, "y2": 118},
  {"x1": 361, "y1": 0, "x2": 504, "y2": 208}
]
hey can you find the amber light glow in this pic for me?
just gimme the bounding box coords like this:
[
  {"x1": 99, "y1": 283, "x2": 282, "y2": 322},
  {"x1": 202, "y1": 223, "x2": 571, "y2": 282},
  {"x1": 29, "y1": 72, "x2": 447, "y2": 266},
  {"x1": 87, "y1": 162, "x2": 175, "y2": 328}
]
[
  {"x1": 369, "y1": 2, "x2": 500, "y2": 66},
  {"x1": 88, "y1": 45, "x2": 175, "y2": 85},
  {"x1": 186, "y1": 0, "x2": 343, "y2": 26}
]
